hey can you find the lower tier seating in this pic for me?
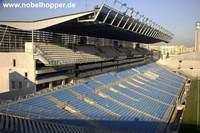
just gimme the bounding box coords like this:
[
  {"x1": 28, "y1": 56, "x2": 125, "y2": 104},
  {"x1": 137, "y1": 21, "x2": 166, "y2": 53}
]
[
  {"x1": 0, "y1": 63, "x2": 186, "y2": 133},
  {"x1": 0, "y1": 114, "x2": 94, "y2": 133}
]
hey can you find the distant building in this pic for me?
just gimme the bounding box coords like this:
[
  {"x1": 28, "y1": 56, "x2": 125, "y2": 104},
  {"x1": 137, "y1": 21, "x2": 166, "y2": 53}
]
[
  {"x1": 142, "y1": 44, "x2": 194, "y2": 56},
  {"x1": 195, "y1": 21, "x2": 200, "y2": 52}
]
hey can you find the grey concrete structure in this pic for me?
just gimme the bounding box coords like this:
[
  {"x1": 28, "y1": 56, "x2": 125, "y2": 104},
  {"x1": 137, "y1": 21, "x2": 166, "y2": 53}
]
[
  {"x1": 158, "y1": 52, "x2": 200, "y2": 79},
  {"x1": 0, "y1": 1, "x2": 173, "y2": 96}
]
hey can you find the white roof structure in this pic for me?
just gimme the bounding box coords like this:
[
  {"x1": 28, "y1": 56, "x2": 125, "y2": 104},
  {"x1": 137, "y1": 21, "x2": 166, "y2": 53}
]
[
  {"x1": 0, "y1": 3, "x2": 173, "y2": 43},
  {"x1": 0, "y1": 10, "x2": 94, "y2": 30}
]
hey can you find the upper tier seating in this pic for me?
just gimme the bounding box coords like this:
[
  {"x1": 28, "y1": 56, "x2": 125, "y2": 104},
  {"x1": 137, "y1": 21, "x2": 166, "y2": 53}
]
[
  {"x1": 34, "y1": 43, "x2": 145, "y2": 66},
  {"x1": 35, "y1": 43, "x2": 106, "y2": 66}
]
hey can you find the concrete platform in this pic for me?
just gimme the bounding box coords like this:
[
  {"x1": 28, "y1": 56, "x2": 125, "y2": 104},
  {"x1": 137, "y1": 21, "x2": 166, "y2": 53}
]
[{"x1": 158, "y1": 52, "x2": 200, "y2": 79}]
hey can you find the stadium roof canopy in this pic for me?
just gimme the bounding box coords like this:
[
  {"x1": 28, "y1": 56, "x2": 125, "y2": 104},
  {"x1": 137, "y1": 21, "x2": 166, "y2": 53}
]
[{"x1": 0, "y1": 4, "x2": 173, "y2": 44}]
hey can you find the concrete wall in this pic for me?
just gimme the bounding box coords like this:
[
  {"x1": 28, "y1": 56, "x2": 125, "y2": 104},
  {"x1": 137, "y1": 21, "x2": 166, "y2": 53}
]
[
  {"x1": 0, "y1": 52, "x2": 36, "y2": 93},
  {"x1": 158, "y1": 54, "x2": 200, "y2": 79}
]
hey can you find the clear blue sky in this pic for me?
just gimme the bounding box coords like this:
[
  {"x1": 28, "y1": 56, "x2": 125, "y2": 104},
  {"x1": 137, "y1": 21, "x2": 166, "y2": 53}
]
[{"x1": 0, "y1": 0, "x2": 199, "y2": 46}]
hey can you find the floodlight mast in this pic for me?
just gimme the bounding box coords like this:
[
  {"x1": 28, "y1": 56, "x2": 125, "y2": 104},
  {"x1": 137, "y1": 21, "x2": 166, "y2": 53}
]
[
  {"x1": 162, "y1": 29, "x2": 167, "y2": 41},
  {"x1": 160, "y1": 26, "x2": 165, "y2": 40},
  {"x1": 155, "y1": 24, "x2": 160, "y2": 39},
  {"x1": 162, "y1": 26, "x2": 166, "y2": 40},
  {"x1": 127, "y1": 11, "x2": 139, "y2": 30},
  {"x1": 131, "y1": 13, "x2": 141, "y2": 31},
  {"x1": 101, "y1": 0, "x2": 109, "y2": 6},
  {"x1": 141, "y1": 18, "x2": 149, "y2": 35},
  {"x1": 117, "y1": 4, "x2": 129, "y2": 27},
  {"x1": 123, "y1": 8, "x2": 134, "y2": 29},
  {"x1": 161, "y1": 26, "x2": 165, "y2": 40},
  {"x1": 157, "y1": 25, "x2": 162, "y2": 40},
  {"x1": 110, "y1": 2, "x2": 127, "y2": 25},
  {"x1": 150, "y1": 23, "x2": 157, "y2": 38},
  {"x1": 165, "y1": 29, "x2": 169, "y2": 41},
  {"x1": 102, "y1": 0, "x2": 118, "y2": 23},
  {"x1": 135, "y1": 15, "x2": 144, "y2": 32},
  {"x1": 147, "y1": 21, "x2": 155, "y2": 37},
  {"x1": 139, "y1": 17, "x2": 149, "y2": 34},
  {"x1": 142, "y1": 19, "x2": 152, "y2": 36},
  {"x1": 143, "y1": 19, "x2": 152, "y2": 36},
  {"x1": 155, "y1": 24, "x2": 161, "y2": 39}
]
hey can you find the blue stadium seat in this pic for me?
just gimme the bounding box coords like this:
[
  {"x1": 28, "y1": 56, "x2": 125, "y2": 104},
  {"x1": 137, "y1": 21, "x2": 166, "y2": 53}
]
[
  {"x1": 102, "y1": 87, "x2": 168, "y2": 119},
  {"x1": 121, "y1": 80, "x2": 175, "y2": 104},
  {"x1": 95, "y1": 74, "x2": 119, "y2": 84},
  {"x1": 0, "y1": 63, "x2": 186, "y2": 133}
]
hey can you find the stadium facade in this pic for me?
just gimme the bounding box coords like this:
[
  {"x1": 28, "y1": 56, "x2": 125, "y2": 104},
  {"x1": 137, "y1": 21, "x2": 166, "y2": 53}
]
[
  {"x1": 0, "y1": 3, "x2": 173, "y2": 94},
  {"x1": 0, "y1": 1, "x2": 189, "y2": 133}
]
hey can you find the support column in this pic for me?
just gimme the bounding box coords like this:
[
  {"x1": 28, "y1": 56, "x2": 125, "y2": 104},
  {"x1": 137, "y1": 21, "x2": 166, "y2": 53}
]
[
  {"x1": 69, "y1": 79, "x2": 74, "y2": 84},
  {"x1": 49, "y1": 82, "x2": 53, "y2": 89},
  {"x1": 62, "y1": 79, "x2": 66, "y2": 86}
]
